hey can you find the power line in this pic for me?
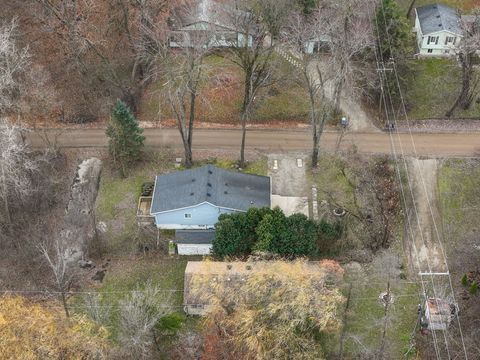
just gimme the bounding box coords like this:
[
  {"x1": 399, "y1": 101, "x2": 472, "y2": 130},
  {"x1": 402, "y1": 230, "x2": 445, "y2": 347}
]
[
  {"x1": 368, "y1": 3, "x2": 444, "y2": 358},
  {"x1": 374, "y1": 1, "x2": 468, "y2": 358}
]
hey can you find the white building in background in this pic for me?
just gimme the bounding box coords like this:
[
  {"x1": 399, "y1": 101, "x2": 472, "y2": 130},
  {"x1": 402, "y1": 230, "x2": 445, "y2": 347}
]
[{"x1": 168, "y1": 0, "x2": 253, "y2": 48}]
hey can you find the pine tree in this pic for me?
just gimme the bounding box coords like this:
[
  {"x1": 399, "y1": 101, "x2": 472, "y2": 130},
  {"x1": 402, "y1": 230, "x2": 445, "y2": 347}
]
[
  {"x1": 106, "y1": 100, "x2": 145, "y2": 176},
  {"x1": 375, "y1": 0, "x2": 411, "y2": 62}
]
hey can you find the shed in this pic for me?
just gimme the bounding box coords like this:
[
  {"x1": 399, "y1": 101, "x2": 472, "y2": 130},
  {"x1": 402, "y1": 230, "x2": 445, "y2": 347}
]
[
  {"x1": 175, "y1": 230, "x2": 215, "y2": 255},
  {"x1": 423, "y1": 297, "x2": 455, "y2": 330}
]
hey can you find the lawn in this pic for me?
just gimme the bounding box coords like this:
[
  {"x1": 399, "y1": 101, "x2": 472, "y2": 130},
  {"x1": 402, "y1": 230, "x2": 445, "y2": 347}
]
[
  {"x1": 138, "y1": 53, "x2": 310, "y2": 125},
  {"x1": 397, "y1": 0, "x2": 478, "y2": 15},
  {"x1": 437, "y1": 159, "x2": 480, "y2": 253},
  {"x1": 403, "y1": 58, "x2": 480, "y2": 119}
]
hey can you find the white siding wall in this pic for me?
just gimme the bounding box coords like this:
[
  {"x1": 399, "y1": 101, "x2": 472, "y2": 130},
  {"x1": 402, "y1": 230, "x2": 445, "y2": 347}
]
[
  {"x1": 418, "y1": 30, "x2": 461, "y2": 56},
  {"x1": 177, "y1": 244, "x2": 212, "y2": 255}
]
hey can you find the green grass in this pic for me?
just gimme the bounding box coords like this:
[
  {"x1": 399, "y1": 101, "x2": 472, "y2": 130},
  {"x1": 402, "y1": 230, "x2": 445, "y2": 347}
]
[
  {"x1": 404, "y1": 58, "x2": 480, "y2": 119},
  {"x1": 437, "y1": 159, "x2": 480, "y2": 248},
  {"x1": 342, "y1": 281, "x2": 419, "y2": 358}
]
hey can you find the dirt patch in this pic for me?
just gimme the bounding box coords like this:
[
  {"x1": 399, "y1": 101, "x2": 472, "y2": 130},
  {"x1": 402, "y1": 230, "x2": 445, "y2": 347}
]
[
  {"x1": 116, "y1": 192, "x2": 135, "y2": 210},
  {"x1": 407, "y1": 158, "x2": 447, "y2": 272}
]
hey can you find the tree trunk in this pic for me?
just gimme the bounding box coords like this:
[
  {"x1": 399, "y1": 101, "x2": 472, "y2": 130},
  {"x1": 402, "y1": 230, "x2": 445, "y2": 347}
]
[
  {"x1": 446, "y1": 53, "x2": 473, "y2": 117},
  {"x1": 311, "y1": 117, "x2": 319, "y2": 168},
  {"x1": 0, "y1": 161, "x2": 12, "y2": 234},
  {"x1": 379, "y1": 281, "x2": 390, "y2": 359},
  {"x1": 406, "y1": 0, "x2": 417, "y2": 18},
  {"x1": 185, "y1": 90, "x2": 196, "y2": 169},
  {"x1": 240, "y1": 112, "x2": 248, "y2": 168},
  {"x1": 333, "y1": 77, "x2": 344, "y2": 115},
  {"x1": 239, "y1": 75, "x2": 252, "y2": 168},
  {"x1": 61, "y1": 291, "x2": 70, "y2": 318}
]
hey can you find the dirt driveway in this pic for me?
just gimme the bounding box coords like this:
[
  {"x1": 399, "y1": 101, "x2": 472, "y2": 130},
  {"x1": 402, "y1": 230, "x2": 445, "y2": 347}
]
[
  {"x1": 407, "y1": 158, "x2": 447, "y2": 273},
  {"x1": 268, "y1": 153, "x2": 310, "y2": 217}
]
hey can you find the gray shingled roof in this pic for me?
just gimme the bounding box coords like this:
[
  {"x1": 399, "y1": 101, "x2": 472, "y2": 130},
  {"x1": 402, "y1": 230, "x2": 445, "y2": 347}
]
[
  {"x1": 416, "y1": 3, "x2": 461, "y2": 35},
  {"x1": 151, "y1": 165, "x2": 271, "y2": 213},
  {"x1": 175, "y1": 230, "x2": 216, "y2": 244}
]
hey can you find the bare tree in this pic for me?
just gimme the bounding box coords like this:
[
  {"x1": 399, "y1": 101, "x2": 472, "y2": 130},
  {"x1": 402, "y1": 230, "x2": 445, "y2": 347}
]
[
  {"x1": 222, "y1": 0, "x2": 277, "y2": 167},
  {"x1": 118, "y1": 281, "x2": 173, "y2": 359},
  {"x1": 0, "y1": 119, "x2": 38, "y2": 242},
  {"x1": 34, "y1": 0, "x2": 173, "y2": 115},
  {"x1": 324, "y1": 0, "x2": 375, "y2": 114},
  {"x1": 146, "y1": 4, "x2": 214, "y2": 168},
  {"x1": 446, "y1": 14, "x2": 480, "y2": 117},
  {"x1": 0, "y1": 19, "x2": 29, "y2": 114},
  {"x1": 38, "y1": 237, "x2": 75, "y2": 317},
  {"x1": 285, "y1": 10, "x2": 334, "y2": 168}
]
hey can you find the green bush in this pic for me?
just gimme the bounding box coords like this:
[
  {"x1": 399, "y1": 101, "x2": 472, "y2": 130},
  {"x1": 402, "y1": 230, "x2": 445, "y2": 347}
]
[
  {"x1": 461, "y1": 274, "x2": 469, "y2": 287},
  {"x1": 213, "y1": 207, "x2": 338, "y2": 258},
  {"x1": 157, "y1": 313, "x2": 186, "y2": 334},
  {"x1": 212, "y1": 208, "x2": 270, "y2": 257},
  {"x1": 469, "y1": 282, "x2": 478, "y2": 295}
]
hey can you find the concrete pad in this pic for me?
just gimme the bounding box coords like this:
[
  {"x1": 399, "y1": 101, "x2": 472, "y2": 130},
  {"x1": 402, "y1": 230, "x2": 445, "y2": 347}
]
[{"x1": 271, "y1": 195, "x2": 309, "y2": 217}]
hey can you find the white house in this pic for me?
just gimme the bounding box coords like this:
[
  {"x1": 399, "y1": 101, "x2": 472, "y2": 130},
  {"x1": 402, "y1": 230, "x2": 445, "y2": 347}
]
[
  {"x1": 169, "y1": 0, "x2": 253, "y2": 48},
  {"x1": 414, "y1": 3, "x2": 463, "y2": 56}
]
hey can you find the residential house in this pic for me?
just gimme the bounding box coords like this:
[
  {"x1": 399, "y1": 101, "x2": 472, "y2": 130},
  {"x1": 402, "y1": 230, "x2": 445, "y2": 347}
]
[
  {"x1": 168, "y1": 0, "x2": 253, "y2": 48},
  {"x1": 150, "y1": 165, "x2": 271, "y2": 230},
  {"x1": 414, "y1": 3, "x2": 465, "y2": 56}
]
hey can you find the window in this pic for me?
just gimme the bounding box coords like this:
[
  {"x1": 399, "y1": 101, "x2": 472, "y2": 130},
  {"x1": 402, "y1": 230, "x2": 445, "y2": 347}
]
[
  {"x1": 444, "y1": 50, "x2": 450, "y2": 54},
  {"x1": 427, "y1": 36, "x2": 439, "y2": 45},
  {"x1": 428, "y1": 49, "x2": 433, "y2": 53},
  {"x1": 184, "y1": 213, "x2": 192, "y2": 219}
]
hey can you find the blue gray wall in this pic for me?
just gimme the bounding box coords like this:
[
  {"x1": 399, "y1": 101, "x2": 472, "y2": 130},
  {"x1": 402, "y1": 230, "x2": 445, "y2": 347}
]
[{"x1": 154, "y1": 202, "x2": 237, "y2": 229}]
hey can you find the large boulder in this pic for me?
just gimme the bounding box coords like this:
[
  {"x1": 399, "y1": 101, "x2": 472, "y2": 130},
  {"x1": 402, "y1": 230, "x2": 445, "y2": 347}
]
[{"x1": 60, "y1": 158, "x2": 102, "y2": 264}]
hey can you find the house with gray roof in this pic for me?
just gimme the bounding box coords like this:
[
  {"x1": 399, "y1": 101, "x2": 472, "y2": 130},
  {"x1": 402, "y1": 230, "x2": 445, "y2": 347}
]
[
  {"x1": 150, "y1": 165, "x2": 271, "y2": 230},
  {"x1": 414, "y1": 3, "x2": 464, "y2": 56}
]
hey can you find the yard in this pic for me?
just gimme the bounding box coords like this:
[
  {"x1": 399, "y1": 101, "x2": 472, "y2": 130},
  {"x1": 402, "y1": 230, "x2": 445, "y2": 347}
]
[
  {"x1": 138, "y1": 53, "x2": 310, "y2": 125},
  {"x1": 397, "y1": 0, "x2": 478, "y2": 15},
  {"x1": 404, "y1": 58, "x2": 480, "y2": 119},
  {"x1": 82, "y1": 150, "x2": 426, "y2": 357},
  {"x1": 308, "y1": 153, "x2": 420, "y2": 358},
  {"x1": 73, "y1": 150, "x2": 269, "y2": 354},
  {"x1": 434, "y1": 159, "x2": 480, "y2": 357}
]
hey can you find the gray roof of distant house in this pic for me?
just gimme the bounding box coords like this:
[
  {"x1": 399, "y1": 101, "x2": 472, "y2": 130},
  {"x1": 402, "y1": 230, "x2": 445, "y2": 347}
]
[
  {"x1": 175, "y1": 230, "x2": 216, "y2": 244},
  {"x1": 416, "y1": 3, "x2": 461, "y2": 35},
  {"x1": 151, "y1": 165, "x2": 271, "y2": 213}
]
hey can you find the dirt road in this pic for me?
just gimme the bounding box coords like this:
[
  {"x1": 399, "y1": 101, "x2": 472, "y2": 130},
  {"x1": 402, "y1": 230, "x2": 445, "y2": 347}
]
[{"x1": 27, "y1": 128, "x2": 480, "y2": 157}]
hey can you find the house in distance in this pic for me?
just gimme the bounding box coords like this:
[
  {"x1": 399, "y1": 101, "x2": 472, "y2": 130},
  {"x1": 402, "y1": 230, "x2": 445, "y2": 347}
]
[
  {"x1": 414, "y1": 3, "x2": 470, "y2": 56},
  {"x1": 150, "y1": 164, "x2": 271, "y2": 230}
]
